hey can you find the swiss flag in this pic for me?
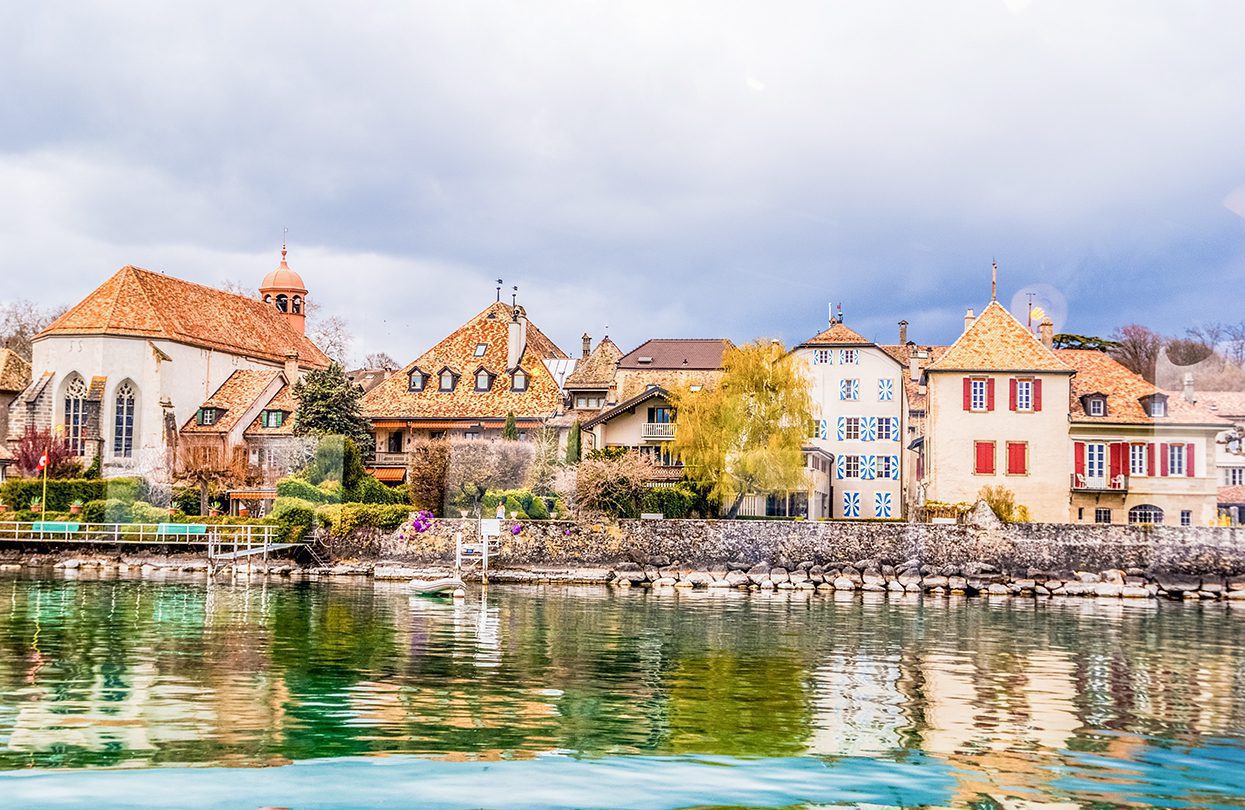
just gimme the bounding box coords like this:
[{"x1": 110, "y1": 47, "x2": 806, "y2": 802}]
[{"x1": 37, "y1": 452, "x2": 48, "y2": 471}]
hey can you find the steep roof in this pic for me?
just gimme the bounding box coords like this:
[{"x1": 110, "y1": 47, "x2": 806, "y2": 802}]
[
  {"x1": 582, "y1": 386, "x2": 673, "y2": 429},
  {"x1": 245, "y1": 383, "x2": 298, "y2": 436},
  {"x1": 564, "y1": 337, "x2": 622, "y2": 388},
  {"x1": 181, "y1": 370, "x2": 282, "y2": 435},
  {"x1": 1057, "y1": 349, "x2": 1229, "y2": 426},
  {"x1": 926, "y1": 302, "x2": 1072, "y2": 374},
  {"x1": 618, "y1": 339, "x2": 733, "y2": 370},
  {"x1": 798, "y1": 321, "x2": 871, "y2": 347},
  {"x1": 40, "y1": 265, "x2": 330, "y2": 369},
  {"x1": 361, "y1": 301, "x2": 568, "y2": 421},
  {"x1": 0, "y1": 349, "x2": 31, "y2": 392}
]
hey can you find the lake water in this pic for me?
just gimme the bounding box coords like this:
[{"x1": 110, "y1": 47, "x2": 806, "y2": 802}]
[{"x1": 0, "y1": 572, "x2": 1243, "y2": 809}]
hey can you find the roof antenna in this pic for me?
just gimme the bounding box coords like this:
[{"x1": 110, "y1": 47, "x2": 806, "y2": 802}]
[
  {"x1": 496, "y1": 278, "x2": 503, "y2": 302},
  {"x1": 991, "y1": 259, "x2": 998, "y2": 302},
  {"x1": 281, "y1": 227, "x2": 288, "y2": 265},
  {"x1": 511, "y1": 285, "x2": 518, "y2": 311},
  {"x1": 837, "y1": 302, "x2": 844, "y2": 323},
  {"x1": 1026, "y1": 292, "x2": 1036, "y2": 329}
]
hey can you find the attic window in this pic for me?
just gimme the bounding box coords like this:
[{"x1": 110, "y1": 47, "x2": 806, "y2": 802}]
[
  {"x1": 475, "y1": 369, "x2": 493, "y2": 391},
  {"x1": 637, "y1": 356, "x2": 653, "y2": 364},
  {"x1": 474, "y1": 343, "x2": 488, "y2": 357},
  {"x1": 261, "y1": 410, "x2": 287, "y2": 428},
  {"x1": 408, "y1": 371, "x2": 425, "y2": 392},
  {"x1": 512, "y1": 369, "x2": 528, "y2": 392},
  {"x1": 689, "y1": 384, "x2": 703, "y2": 393},
  {"x1": 1086, "y1": 397, "x2": 1106, "y2": 417},
  {"x1": 440, "y1": 370, "x2": 457, "y2": 391},
  {"x1": 1147, "y1": 398, "x2": 1167, "y2": 418},
  {"x1": 196, "y1": 408, "x2": 219, "y2": 426}
]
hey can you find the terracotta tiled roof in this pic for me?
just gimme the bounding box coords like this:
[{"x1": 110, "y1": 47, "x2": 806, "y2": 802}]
[
  {"x1": 564, "y1": 337, "x2": 622, "y2": 388},
  {"x1": 1195, "y1": 391, "x2": 1245, "y2": 419},
  {"x1": 926, "y1": 302, "x2": 1072, "y2": 373},
  {"x1": 0, "y1": 349, "x2": 31, "y2": 393},
  {"x1": 346, "y1": 368, "x2": 393, "y2": 395},
  {"x1": 1058, "y1": 349, "x2": 1229, "y2": 426},
  {"x1": 244, "y1": 383, "x2": 298, "y2": 436},
  {"x1": 361, "y1": 301, "x2": 567, "y2": 421},
  {"x1": 798, "y1": 322, "x2": 871, "y2": 347},
  {"x1": 582, "y1": 386, "x2": 672, "y2": 429},
  {"x1": 1219, "y1": 485, "x2": 1245, "y2": 505},
  {"x1": 41, "y1": 265, "x2": 330, "y2": 369},
  {"x1": 182, "y1": 370, "x2": 282, "y2": 434},
  {"x1": 618, "y1": 339, "x2": 733, "y2": 370}
]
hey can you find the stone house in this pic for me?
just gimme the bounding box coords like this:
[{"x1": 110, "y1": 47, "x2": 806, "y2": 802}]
[{"x1": 0, "y1": 349, "x2": 32, "y2": 481}]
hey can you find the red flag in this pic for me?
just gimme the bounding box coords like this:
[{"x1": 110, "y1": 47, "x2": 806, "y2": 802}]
[{"x1": 37, "y1": 452, "x2": 48, "y2": 471}]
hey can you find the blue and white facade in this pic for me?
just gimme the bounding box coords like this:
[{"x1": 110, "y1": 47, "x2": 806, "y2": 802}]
[{"x1": 796, "y1": 320, "x2": 907, "y2": 519}]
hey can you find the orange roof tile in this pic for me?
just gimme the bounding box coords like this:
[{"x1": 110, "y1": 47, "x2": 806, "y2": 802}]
[
  {"x1": 1196, "y1": 391, "x2": 1245, "y2": 419},
  {"x1": 798, "y1": 321, "x2": 871, "y2": 347},
  {"x1": 1219, "y1": 485, "x2": 1245, "y2": 505},
  {"x1": 1057, "y1": 349, "x2": 1229, "y2": 426},
  {"x1": 182, "y1": 370, "x2": 282, "y2": 434},
  {"x1": 361, "y1": 301, "x2": 567, "y2": 421},
  {"x1": 41, "y1": 266, "x2": 330, "y2": 369},
  {"x1": 244, "y1": 383, "x2": 298, "y2": 436},
  {"x1": 0, "y1": 349, "x2": 31, "y2": 393},
  {"x1": 564, "y1": 337, "x2": 622, "y2": 388},
  {"x1": 926, "y1": 302, "x2": 1072, "y2": 374}
]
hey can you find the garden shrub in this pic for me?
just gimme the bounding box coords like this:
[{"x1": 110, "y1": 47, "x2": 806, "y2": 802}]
[
  {"x1": 0, "y1": 477, "x2": 143, "y2": 512},
  {"x1": 269, "y1": 497, "x2": 318, "y2": 541},
  {"x1": 407, "y1": 439, "x2": 450, "y2": 515},
  {"x1": 350, "y1": 474, "x2": 408, "y2": 505},
  {"x1": 526, "y1": 495, "x2": 550, "y2": 520},
  {"x1": 103, "y1": 499, "x2": 133, "y2": 523},
  {"x1": 315, "y1": 503, "x2": 413, "y2": 538},
  {"x1": 81, "y1": 499, "x2": 108, "y2": 523},
  {"x1": 130, "y1": 501, "x2": 171, "y2": 524},
  {"x1": 641, "y1": 485, "x2": 696, "y2": 518},
  {"x1": 277, "y1": 476, "x2": 336, "y2": 503}
]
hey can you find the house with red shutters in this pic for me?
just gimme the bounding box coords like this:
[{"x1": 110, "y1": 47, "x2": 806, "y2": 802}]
[{"x1": 1058, "y1": 349, "x2": 1226, "y2": 526}]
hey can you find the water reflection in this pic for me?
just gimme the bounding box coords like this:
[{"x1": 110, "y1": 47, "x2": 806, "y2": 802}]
[{"x1": 0, "y1": 573, "x2": 1243, "y2": 807}]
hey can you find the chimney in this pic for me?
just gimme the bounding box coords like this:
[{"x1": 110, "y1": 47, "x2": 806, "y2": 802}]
[
  {"x1": 581, "y1": 332, "x2": 592, "y2": 359},
  {"x1": 898, "y1": 320, "x2": 908, "y2": 345},
  {"x1": 963, "y1": 308, "x2": 976, "y2": 334},
  {"x1": 909, "y1": 354, "x2": 920, "y2": 383},
  {"x1": 508, "y1": 306, "x2": 528, "y2": 369},
  {"x1": 1039, "y1": 318, "x2": 1054, "y2": 349},
  {"x1": 1183, "y1": 372, "x2": 1196, "y2": 403},
  {"x1": 284, "y1": 351, "x2": 300, "y2": 383}
]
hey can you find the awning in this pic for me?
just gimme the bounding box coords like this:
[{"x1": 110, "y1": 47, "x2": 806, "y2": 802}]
[
  {"x1": 227, "y1": 489, "x2": 278, "y2": 501},
  {"x1": 371, "y1": 420, "x2": 413, "y2": 429},
  {"x1": 367, "y1": 467, "x2": 407, "y2": 483}
]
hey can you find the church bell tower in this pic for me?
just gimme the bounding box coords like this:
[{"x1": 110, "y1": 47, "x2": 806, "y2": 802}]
[{"x1": 259, "y1": 239, "x2": 308, "y2": 335}]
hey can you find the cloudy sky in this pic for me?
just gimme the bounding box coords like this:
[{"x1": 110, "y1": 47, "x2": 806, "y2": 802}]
[{"x1": 2, "y1": 1, "x2": 1243, "y2": 365}]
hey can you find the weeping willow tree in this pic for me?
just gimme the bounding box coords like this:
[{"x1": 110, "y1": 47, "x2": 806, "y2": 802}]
[{"x1": 671, "y1": 339, "x2": 813, "y2": 519}]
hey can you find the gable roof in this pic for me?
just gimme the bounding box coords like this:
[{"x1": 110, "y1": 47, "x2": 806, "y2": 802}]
[
  {"x1": 618, "y1": 339, "x2": 733, "y2": 370},
  {"x1": 581, "y1": 385, "x2": 673, "y2": 429},
  {"x1": 0, "y1": 349, "x2": 31, "y2": 393},
  {"x1": 926, "y1": 301, "x2": 1072, "y2": 374},
  {"x1": 245, "y1": 383, "x2": 298, "y2": 436},
  {"x1": 361, "y1": 301, "x2": 568, "y2": 421},
  {"x1": 798, "y1": 322, "x2": 871, "y2": 348},
  {"x1": 564, "y1": 337, "x2": 623, "y2": 388},
  {"x1": 1057, "y1": 349, "x2": 1228, "y2": 427},
  {"x1": 1195, "y1": 391, "x2": 1245, "y2": 420},
  {"x1": 181, "y1": 370, "x2": 283, "y2": 435},
  {"x1": 40, "y1": 265, "x2": 330, "y2": 369}
]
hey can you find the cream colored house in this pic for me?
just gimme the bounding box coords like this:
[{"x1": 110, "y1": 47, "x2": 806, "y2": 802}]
[
  {"x1": 795, "y1": 317, "x2": 906, "y2": 519},
  {"x1": 922, "y1": 302, "x2": 1074, "y2": 523}
]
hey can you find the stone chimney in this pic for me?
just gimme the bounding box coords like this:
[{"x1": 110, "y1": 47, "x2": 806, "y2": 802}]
[
  {"x1": 909, "y1": 354, "x2": 920, "y2": 383},
  {"x1": 898, "y1": 320, "x2": 908, "y2": 345},
  {"x1": 284, "y1": 350, "x2": 301, "y2": 383},
  {"x1": 1039, "y1": 318, "x2": 1054, "y2": 349},
  {"x1": 508, "y1": 306, "x2": 528, "y2": 370},
  {"x1": 581, "y1": 333, "x2": 592, "y2": 359},
  {"x1": 1183, "y1": 372, "x2": 1196, "y2": 403},
  {"x1": 963, "y1": 308, "x2": 976, "y2": 334}
]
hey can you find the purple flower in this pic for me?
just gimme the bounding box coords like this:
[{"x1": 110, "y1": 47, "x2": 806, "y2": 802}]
[{"x1": 511, "y1": 523, "x2": 523, "y2": 535}]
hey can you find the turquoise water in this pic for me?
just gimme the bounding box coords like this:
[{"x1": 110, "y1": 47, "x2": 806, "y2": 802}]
[{"x1": 0, "y1": 573, "x2": 1243, "y2": 808}]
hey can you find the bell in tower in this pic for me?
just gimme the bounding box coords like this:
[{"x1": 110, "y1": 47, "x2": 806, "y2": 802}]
[{"x1": 259, "y1": 239, "x2": 309, "y2": 335}]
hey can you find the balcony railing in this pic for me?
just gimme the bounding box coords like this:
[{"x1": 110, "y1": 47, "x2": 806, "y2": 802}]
[
  {"x1": 373, "y1": 451, "x2": 410, "y2": 466},
  {"x1": 642, "y1": 422, "x2": 676, "y2": 440},
  {"x1": 1070, "y1": 473, "x2": 1129, "y2": 492}
]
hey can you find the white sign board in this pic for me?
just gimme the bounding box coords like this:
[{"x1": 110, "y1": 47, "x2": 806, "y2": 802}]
[{"x1": 479, "y1": 519, "x2": 502, "y2": 537}]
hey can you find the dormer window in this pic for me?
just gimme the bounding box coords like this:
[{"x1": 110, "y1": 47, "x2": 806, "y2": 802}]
[
  {"x1": 511, "y1": 369, "x2": 528, "y2": 392},
  {"x1": 637, "y1": 356, "x2": 653, "y2": 364},
  {"x1": 440, "y1": 370, "x2": 458, "y2": 391},
  {"x1": 1140, "y1": 393, "x2": 1168, "y2": 418},
  {"x1": 196, "y1": 407, "x2": 220, "y2": 426},
  {"x1": 261, "y1": 410, "x2": 287, "y2": 428},
  {"x1": 1087, "y1": 397, "x2": 1106, "y2": 417},
  {"x1": 474, "y1": 343, "x2": 488, "y2": 357},
  {"x1": 408, "y1": 370, "x2": 425, "y2": 392},
  {"x1": 475, "y1": 369, "x2": 493, "y2": 391}
]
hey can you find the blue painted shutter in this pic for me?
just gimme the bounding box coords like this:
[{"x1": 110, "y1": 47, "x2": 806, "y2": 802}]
[{"x1": 836, "y1": 417, "x2": 846, "y2": 441}]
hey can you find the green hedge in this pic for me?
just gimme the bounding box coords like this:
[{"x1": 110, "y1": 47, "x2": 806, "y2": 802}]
[
  {"x1": 0, "y1": 477, "x2": 143, "y2": 511},
  {"x1": 641, "y1": 485, "x2": 697, "y2": 519},
  {"x1": 479, "y1": 489, "x2": 566, "y2": 520},
  {"x1": 276, "y1": 476, "x2": 337, "y2": 504},
  {"x1": 351, "y1": 474, "x2": 409, "y2": 505},
  {"x1": 315, "y1": 504, "x2": 413, "y2": 538}
]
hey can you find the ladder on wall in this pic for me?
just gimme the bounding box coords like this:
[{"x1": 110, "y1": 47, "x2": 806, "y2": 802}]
[{"x1": 455, "y1": 519, "x2": 502, "y2": 584}]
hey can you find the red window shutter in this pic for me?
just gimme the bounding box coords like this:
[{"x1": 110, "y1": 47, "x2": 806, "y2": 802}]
[
  {"x1": 1186, "y1": 443, "x2": 1196, "y2": 477},
  {"x1": 1007, "y1": 442, "x2": 1026, "y2": 475},
  {"x1": 1146, "y1": 443, "x2": 1155, "y2": 476},
  {"x1": 1159, "y1": 443, "x2": 1169, "y2": 476},
  {"x1": 1009, "y1": 379, "x2": 1018, "y2": 411},
  {"x1": 1033, "y1": 379, "x2": 1042, "y2": 412},
  {"x1": 1109, "y1": 442, "x2": 1125, "y2": 480},
  {"x1": 975, "y1": 441, "x2": 995, "y2": 475},
  {"x1": 962, "y1": 377, "x2": 972, "y2": 410},
  {"x1": 986, "y1": 378, "x2": 996, "y2": 412},
  {"x1": 1074, "y1": 441, "x2": 1085, "y2": 477}
]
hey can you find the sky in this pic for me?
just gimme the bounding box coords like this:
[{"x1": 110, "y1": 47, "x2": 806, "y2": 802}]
[{"x1": 2, "y1": 1, "x2": 1244, "y2": 366}]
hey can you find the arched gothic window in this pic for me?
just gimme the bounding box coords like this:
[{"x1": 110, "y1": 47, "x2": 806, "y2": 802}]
[
  {"x1": 63, "y1": 375, "x2": 87, "y2": 456},
  {"x1": 275, "y1": 294, "x2": 289, "y2": 313},
  {"x1": 113, "y1": 381, "x2": 136, "y2": 458},
  {"x1": 1128, "y1": 504, "x2": 1164, "y2": 525},
  {"x1": 263, "y1": 294, "x2": 272, "y2": 304}
]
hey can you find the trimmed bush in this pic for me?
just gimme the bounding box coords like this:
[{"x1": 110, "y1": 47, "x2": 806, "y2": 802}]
[
  {"x1": 103, "y1": 499, "x2": 133, "y2": 523},
  {"x1": 350, "y1": 474, "x2": 408, "y2": 505},
  {"x1": 269, "y1": 497, "x2": 318, "y2": 542},
  {"x1": 0, "y1": 477, "x2": 143, "y2": 512},
  {"x1": 130, "y1": 501, "x2": 171, "y2": 524},
  {"x1": 315, "y1": 503, "x2": 413, "y2": 538},
  {"x1": 526, "y1": 495, "x2": 550, "y2": 520},
  {"x1": 641, "y1": 485, "x2": 696, "y2": 519},
  {"x1": 277, "y1": 476, "x2": 336, "y2": 504}
]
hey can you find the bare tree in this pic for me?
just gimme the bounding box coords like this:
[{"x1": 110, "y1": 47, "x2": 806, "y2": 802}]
[
  {"x1": 525, "y1": 425, "x2": 562, "y2": 495},
  {"x1": 573, "y1": 452, "x2": 657, "y2": 518},
  {"x1": 310, "y1": 315, "x2": 353, "y2": 366},
  {"x1": 175, "y1": 444, "x2": 253, "y2": 515},
  {"x1": 1109, "y1": 324, "x2": 1163, "y2": 382},
  {"x1": 0, "y1": 300, "x2": 68, "y2": 361},
  {"x1": 364, "y1": 352, "x2": 400, "y2": 371},
  {"x1": 1224, "y1": 322, "x2": 1245, "y2": 366},
  {"x1": 444, "y1": 438, "x2": 534, "y2": 515},
  {"x1": 1187, "y1": 322, "x2": 1225, "y2": 350},
  {"x1": 219, "y1": 279, "x2": 254, "y2": 298}
]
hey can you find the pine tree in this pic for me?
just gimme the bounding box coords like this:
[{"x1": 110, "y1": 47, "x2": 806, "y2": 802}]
[
  {"x1": 502, "y1": 411, "x2": 519, "y2": 440},
  {"x1": 292, "y1": 363, "x2": 374, "y2": 454},
  {"x1": 565, "y1": 421, "x2": 582, "y2": 463}
]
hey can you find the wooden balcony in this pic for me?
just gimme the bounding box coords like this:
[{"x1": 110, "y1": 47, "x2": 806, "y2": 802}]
[
  {"x1": 1070, "y1": 473, "x2": 1128, "y2": 493},
  {"x1": 372, "y1": 451, "x2": 410, "y2": 466},
  {"x1": 641, "y1": 422, "x2": 676, "y2": 440}
]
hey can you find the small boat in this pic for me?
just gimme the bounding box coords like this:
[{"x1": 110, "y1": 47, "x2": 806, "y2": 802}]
[{"x1": 409, "y1": 577, "x2": 466, "y2": 598}]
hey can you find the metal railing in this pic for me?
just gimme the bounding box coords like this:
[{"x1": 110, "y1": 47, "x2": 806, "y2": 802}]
[
  {"x1": 1070, "y1": 473, "x2": 1129, "y2": 492},
  {"x1": 0, "y1": 521, "x2": 282, "y2": 548},
  {"x1": 372, "y1": 451, "x2": 410, "y2": 466},
  {"x1": 641, "y1": 422, "x2": 676, "y2": 440}
]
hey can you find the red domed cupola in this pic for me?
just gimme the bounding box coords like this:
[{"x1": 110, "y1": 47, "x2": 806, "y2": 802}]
[{"x1": 260, "y1": 240, "x2": 309, "y2": 334}]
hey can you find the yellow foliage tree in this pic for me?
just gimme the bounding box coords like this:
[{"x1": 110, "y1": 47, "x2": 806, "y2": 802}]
[{"x1": 671, "y1": 339, "x2": 813, "y2": 518}]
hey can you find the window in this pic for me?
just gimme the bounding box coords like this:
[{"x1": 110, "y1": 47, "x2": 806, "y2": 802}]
[
  {"x1": 439, "y1": 370, "x2": 456, "y2": 391},
  {"x1": 261, "y1": 410, "x2": 285, "y2": 428},
  {"x1": 814, "y1": 349, "x2": 832, "y2": 365},
  {"x1": 1095, "y1": 507, "x2": 1112, "y2": 524},
  {"x1": 878, "y1": 378, "x2": 894, "y2": 401},
  {"x1": 512, "y1": 370, "x2": 528, "y2": 391},
  {"x1": 292, "y1": 295, "x2": 302, "y2": 314},
  {"x1": 878, "y1": 455, "x2": 894, "y2": 480},
  {"x1": 63, "y1": 375, "x2": 87, "y2": 455},
  {"x1": 408, "y1": 371, "x2": 424, "y2": 392},
  {"x1": 1005, "y1": 441, "x2": 1028, "y2": 475},
  {"x1": 840, "y1": 378, "x2": 860, "y2": 400},
  {"x1": 113, "y1": 381, "x2": 135, "y2": 458},
  {"x1": 970, "y1": 379, "x2": 988, "y2": 411},
  {"x1": 475, "y1": 370, "x2": 493, "y2": 391},
  {"x1": 1087, "y1": 397, "x2": 1106, "y2": 417},
  {"x1": 575, "y1": 394, "x2": 604, "y2": 410},
  {"x1": 196, "y1": 408, "x2": 217, "y2": 426},
  {"x1": 1130, "y1": 444, "x2": 1148, "y2": 476},
  {"x1": 1167, "y1": 444, "x2": 1185, "y2": 477},
  {"x1": 1086, "y1": 442, "x2": 1106, "y2": 481},
  {"x1": 1144, "y1": 396, "x2": 1167, "y2": 417},
  {"x1": 474, "y1": 343, "x2": 488, "y2": 357},
  {"x1": 275, "y1": 294, "x2": 288, "y2": 313},
  {"x1": 648, "y1": 406, "x2": 674, "y2": 423},
  {"x1": 1129, "y1": 504, "x2": 1164, "y2": 525},
  {"x1": 840, "y1": 349, "x2": 859, "y2": 365},
  {"x1": 387, "y1": 431, "x2": 404, "y2": 453},
  {"x1": 973, "y1": 440, "x2": 995, "y2": 475},
  {"x1": 1228, "y1": 468, "x2": 1245, "y2": 486},
  {"x1": 844, "y1": 417, "x2": 861, "y2": 440},
  {"x1": 1015, "y1": 379, "x2": 1033, "y2": 411},
  {"x1": 844, "y1": 455, "x2": 860, "y2": 478},
  {"x1": 689, "y1": 384, "x2": 703, "y2": 393},
  {"x1": 1180, "y1": 510, "x2": 1192, "y2": 527},
  {"x1": 876, "y1": 417, "x2": 892, "y2": 441},
  {"x1": 463, "y1": 431, "x2": 479, "y2": 440}
]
